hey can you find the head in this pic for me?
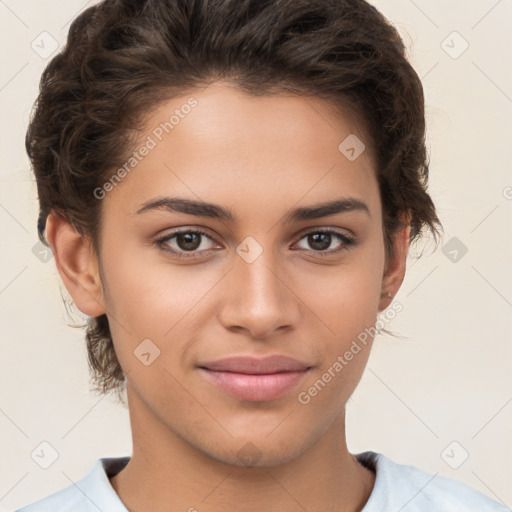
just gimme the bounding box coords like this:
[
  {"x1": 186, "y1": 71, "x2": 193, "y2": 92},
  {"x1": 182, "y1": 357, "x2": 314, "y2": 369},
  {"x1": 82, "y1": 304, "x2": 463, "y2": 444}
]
[{"x1": 28, "y1": 0, "x2": 441, "y2": 466}]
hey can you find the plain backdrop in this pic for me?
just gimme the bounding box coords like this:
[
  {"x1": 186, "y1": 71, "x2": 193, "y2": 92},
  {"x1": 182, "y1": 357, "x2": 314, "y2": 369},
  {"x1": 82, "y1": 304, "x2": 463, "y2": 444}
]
[{"x1": 1, "y1": 0, "x2": 511, "y2": 510}]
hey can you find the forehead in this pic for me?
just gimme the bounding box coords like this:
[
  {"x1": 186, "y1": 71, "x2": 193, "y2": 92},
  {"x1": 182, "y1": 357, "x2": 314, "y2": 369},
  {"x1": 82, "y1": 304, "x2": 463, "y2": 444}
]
[{"x1": 101, "y1": 81, "x2": 380, "y2": 223}]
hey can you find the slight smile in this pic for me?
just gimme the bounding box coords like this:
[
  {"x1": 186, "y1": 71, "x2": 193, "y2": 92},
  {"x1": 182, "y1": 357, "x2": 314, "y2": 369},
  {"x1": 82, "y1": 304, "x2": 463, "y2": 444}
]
[{"x1": 198, "y1": 355, "x2": 313, "y2": 401}]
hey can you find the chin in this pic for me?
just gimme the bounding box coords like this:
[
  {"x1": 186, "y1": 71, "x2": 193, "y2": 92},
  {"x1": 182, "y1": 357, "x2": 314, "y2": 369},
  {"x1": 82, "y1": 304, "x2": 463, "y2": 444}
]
[{"x1": 195, "y1": 432, "x2": 310, "y2": 469}]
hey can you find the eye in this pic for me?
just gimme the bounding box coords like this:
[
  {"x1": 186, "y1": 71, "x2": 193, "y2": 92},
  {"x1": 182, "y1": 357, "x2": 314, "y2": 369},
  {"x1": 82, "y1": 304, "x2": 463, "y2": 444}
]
[
  {"x1": 294, "y1": 229, "x2": 356, "y2": 256},
  {"x1": 155, "y1": 228, "x2": 219, "y2": 258},
  {"x1": 155, "y1": 227, "x2": 357, "y2": 260}
]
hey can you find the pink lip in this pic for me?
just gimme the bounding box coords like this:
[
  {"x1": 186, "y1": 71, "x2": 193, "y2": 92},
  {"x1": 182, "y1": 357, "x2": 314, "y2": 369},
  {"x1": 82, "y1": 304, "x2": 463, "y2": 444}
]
[
  {"x1": 199, "y1": 355, "x2": 311, "y2": 401},
  {"x1": 200, "y1": 355, "x2": 310, "y2": 374},
  {"x1": 200, "y1": 369, "x2": 309, "y2": 401}
]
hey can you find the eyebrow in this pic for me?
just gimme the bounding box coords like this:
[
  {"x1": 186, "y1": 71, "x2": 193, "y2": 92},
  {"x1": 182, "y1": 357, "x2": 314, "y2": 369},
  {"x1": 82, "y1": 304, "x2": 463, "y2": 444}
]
[{"x1": 135, "y1": 196, "x2": 370, "y2": 222}]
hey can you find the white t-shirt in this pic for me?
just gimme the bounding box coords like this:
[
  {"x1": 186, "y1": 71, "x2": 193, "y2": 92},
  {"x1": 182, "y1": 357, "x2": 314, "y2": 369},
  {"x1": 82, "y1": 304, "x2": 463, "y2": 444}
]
[{"x1": 14, "y1": 451, "x2": 509, "y2": 512}]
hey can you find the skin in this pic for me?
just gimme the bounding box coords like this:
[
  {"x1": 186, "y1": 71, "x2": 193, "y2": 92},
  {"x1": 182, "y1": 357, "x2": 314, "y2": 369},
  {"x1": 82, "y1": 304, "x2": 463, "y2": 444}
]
[{"x1": 46, "y1": 81, "x2": 410, "y2": 512}]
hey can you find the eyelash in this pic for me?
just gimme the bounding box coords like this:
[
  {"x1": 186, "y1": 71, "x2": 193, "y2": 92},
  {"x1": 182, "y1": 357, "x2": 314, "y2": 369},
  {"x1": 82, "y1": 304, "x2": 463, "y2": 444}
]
[{"x1": 155, "y1": 228, "x2": 356, "y2": 260}]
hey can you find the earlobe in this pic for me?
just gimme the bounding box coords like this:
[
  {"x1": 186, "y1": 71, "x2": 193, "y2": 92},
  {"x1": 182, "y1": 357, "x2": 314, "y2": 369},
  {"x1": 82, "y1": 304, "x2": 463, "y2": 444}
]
[
  {"x1": 378, "y1": 214, "x2": 411, "y2": 311},
  {"x1": 45, "y1": 212, "x2": 106, "y2": 317}
]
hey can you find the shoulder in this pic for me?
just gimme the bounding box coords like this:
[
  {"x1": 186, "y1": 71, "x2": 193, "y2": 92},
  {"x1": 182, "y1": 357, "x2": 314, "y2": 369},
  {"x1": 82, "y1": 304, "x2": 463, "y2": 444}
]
[
  {"x1": 13, "y1": 457, "x2": 130, "y2": 512},
  {"x1": 357, "y1": 451, "x2": 510, "y2": 512}
]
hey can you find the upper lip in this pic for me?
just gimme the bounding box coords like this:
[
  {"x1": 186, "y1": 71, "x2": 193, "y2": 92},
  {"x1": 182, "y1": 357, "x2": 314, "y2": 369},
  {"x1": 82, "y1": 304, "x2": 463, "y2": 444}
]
[{"x1": 199, "y1": 355, "x2": 311, "y2": 374}]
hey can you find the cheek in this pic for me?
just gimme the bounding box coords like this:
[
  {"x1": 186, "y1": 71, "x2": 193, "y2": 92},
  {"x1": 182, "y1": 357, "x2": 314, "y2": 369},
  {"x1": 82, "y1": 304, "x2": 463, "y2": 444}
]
[
  {"x1": 293, "y1": 263, "x2": 382, "y2": 413},
  {"x1": 293, "y1": 346, "x2": 372, "y2": 435},
  {"x1": 102, "y1": 243, "x2": 213, "y2": 331},
  {"x1": 297, "y1": 247, "x2": 384, "y2": 336},
  {"x1": 101, "y1": 246, "x2": 226, "y2": 381}
]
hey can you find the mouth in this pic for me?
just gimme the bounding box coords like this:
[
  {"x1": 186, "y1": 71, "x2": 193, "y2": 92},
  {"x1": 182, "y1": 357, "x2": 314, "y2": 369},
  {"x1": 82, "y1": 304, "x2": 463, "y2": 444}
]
[{"x1": 198, "y1": 355, "x2": 312, "y2": 402}]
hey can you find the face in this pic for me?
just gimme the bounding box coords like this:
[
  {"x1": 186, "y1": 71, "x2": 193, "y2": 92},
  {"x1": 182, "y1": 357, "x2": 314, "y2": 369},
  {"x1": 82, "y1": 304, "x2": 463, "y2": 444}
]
[{"x1": 54, "y1": 81, "x2": 409, "y2": 468}]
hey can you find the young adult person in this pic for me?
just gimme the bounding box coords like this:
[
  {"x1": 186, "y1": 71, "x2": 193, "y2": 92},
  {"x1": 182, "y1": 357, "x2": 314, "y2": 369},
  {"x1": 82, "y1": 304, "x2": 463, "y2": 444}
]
[{"x1": 16, "y1": 0, "x2": 508, "y2": 510}]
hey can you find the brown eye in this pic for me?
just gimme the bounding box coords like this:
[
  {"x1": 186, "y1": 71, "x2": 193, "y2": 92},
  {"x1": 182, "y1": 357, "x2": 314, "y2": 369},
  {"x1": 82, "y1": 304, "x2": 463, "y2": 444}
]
[
  {"x1": 307, "y1": 232, "x2": 332, "y2": 251},
  {"x1": 156, "y1": 228, "x2": 219, "y2": 259},
  {"x1": 175, "y1": 232, "x2": 202, "y2": 251},
  {"x1": 295, "y1": 229, "x2": 356, "y2": 256}
]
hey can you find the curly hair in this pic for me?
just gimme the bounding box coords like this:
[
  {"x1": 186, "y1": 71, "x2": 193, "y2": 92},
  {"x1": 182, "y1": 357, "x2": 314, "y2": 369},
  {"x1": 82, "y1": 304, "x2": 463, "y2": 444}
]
[{"x1": 26, "y1": 0, "x2": 442, "y2": 400}]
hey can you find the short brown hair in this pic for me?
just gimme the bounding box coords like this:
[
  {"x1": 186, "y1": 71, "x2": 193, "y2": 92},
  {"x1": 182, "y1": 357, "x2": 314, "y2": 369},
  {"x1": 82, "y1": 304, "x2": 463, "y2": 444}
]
[{"x1": 27, "y1": 0, "x2": 442, "y2": 400}]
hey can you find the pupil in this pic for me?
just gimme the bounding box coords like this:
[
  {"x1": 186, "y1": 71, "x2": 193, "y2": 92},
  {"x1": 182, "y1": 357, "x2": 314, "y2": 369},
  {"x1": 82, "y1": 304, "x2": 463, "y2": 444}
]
[
  {"x1": 177, "y1": 232, "x2": 201, "y2": 251},
  {"x1": 309, "y1": 233, "x2": 331, "y2": 251}
]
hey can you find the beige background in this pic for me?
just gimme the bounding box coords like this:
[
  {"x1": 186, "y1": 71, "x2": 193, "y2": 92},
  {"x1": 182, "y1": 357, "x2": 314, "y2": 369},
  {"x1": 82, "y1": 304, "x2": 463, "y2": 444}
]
[{"x1": 1, "y1": 0, "x2": 511, "y2": 510}]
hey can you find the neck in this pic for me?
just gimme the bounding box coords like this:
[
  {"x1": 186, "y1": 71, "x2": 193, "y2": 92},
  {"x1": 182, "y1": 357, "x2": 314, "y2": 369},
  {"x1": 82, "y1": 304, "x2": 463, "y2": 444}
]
[{"x1": 110, "y1": 386, "x2": 375, "y2": 512}]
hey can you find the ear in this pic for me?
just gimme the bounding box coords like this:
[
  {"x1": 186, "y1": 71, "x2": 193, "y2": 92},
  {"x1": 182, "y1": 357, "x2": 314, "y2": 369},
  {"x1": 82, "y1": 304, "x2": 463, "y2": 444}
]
[
  {"x1": 45, "y1": 211, "x2": 106, "y2": 317},
  {"x1": 378, "y1": 213, "x2": 411, "y2": 312}
]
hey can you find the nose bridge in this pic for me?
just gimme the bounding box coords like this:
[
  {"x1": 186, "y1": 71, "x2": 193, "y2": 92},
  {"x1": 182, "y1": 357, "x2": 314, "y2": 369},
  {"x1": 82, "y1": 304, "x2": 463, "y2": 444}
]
[{"x1": 218, "y1": 235, "x2": 300, "y2": 338}]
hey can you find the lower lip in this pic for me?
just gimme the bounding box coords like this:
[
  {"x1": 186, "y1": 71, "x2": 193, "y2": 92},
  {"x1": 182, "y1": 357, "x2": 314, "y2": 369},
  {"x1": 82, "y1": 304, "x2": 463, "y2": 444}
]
[{"x1": 199, "y1": 368, "x2": 310, "y2": 401}]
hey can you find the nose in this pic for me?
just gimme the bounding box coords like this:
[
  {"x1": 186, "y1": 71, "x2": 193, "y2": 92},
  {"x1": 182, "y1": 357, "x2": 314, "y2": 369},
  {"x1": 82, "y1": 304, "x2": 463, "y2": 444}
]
[{"x1": 217, "y1": 244, "x2": 302, "y2": 339}]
